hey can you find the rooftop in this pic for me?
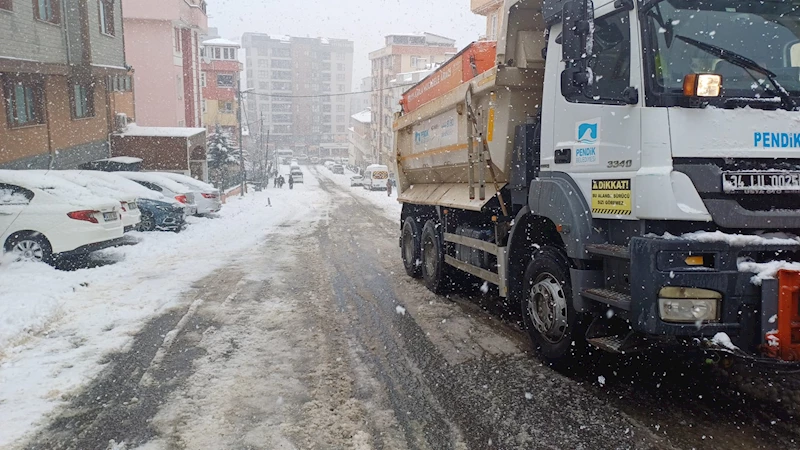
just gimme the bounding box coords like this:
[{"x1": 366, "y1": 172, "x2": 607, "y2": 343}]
[
  {"x1": 351, "y1": 109, "x2": 372, "y2": 124},
  {"x1": 202, "y1": 38, "x2": 240, "y2": 47},
  {"x1": 116, "y1": 124, "x2": 207, "y2": 138}
]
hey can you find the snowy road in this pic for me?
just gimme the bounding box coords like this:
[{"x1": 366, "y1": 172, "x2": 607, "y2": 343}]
[{"x1": 6, "y1": 167, "x2": 800, "y2": 449}]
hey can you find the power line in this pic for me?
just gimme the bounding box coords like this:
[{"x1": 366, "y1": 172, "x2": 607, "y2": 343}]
[{"x1": 245, "y1": 83, "x2": 417, "y2": 99}]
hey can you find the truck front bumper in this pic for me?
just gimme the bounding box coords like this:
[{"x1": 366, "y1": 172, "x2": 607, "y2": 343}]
[{"x1": 629, "y1": 236, "x2": 799, "y2": 355}]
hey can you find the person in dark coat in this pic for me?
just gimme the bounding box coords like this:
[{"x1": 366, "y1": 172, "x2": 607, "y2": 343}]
[
  {"x1": 274, "y1": 175, "x2": 279, "y2": 188},
  {"x1": 278, "y1": 175, "x2": 285, "y2": 188},
  {"x1": 288, "y1": 174, "x2": 294, "y2": 190}
]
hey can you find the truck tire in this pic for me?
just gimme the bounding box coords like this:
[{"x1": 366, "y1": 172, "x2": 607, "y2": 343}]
[
  {"x1": 401, "y1": 217, "x2": 422, "y2": 278},
  {"x1": 421, "y1": 220, "x2": 450, "y2": 295},
  {"x1": 522, "y1": 246, "x2": 587, "y2": 366}
]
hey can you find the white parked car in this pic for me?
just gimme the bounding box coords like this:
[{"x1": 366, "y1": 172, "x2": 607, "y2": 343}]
[
  {"x1": 152, "y1": 172, "x2": 222, "y2": 215},
  {"x1": 350, "y1": 175, "x2": 364, "y2": 186},
  {"x1": 115, "y1": 172, "x2": 199, "y2": 216},
  {"x1": 35, "y1": 171, "x2": 142, "y2": 233},
  {"x1": 0, "y1": 170, "x2": 124, "y2": 264},
  {"x1": 290, "y1": 169, "x2": 304, "y2": 184}
]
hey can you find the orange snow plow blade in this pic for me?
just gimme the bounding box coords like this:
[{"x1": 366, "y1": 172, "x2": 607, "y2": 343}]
[{"x1": 771, "y1": 270, "x2": 800, "y2": 361}]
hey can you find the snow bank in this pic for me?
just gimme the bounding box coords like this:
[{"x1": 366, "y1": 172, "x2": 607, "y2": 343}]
[
  {"x1": 738, "y1": 259, "x2": 800, "y2": 285},
  {"x1": 0, "y1": 181, "x2": 325, "y2": 447}
]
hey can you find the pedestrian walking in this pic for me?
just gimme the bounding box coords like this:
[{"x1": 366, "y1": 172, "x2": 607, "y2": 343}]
[
  {"x1": 278, "y1": 175, "x2": 285, "y2": 189},
  {"x1": 274, "y1": 176, "x2": 278, "y2": 188},
  {"x1": 387, "y1": 178, "x2": 393, "y2": 197},
  {"x1": 288, "y1": 175, "x2": 294, "y2": 190}
]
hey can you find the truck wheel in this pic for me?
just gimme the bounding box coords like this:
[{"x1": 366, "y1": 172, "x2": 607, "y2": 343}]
[
  {"x1": 522, "y1": 247, "x2": 586, "y2": 366},
  {"x1": 421, "y1": 220, "x2": 450, "y2": 295},
  {"x1": 401, "y1": 217, "x2": 422, "y2": 278}
]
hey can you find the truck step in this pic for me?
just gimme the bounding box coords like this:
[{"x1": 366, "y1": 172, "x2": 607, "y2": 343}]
[
  {"x1": 582, "y1": 288, "x2": 632, "y2": 311},
  {"x1": 587, "y1": 334, "x2": 649, "y2": 354},
  {"x1": 586, "y1": 244, "x2": 630, "y2": 260}
]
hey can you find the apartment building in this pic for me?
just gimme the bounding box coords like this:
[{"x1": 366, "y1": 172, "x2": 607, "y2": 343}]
[
  {"x1": 241, "y1": 33, "x2": 354, "y2": 156},
  {"x1": 122, "y1": 0, "x2": 207, "y2": 128},
  {"x1": 471, "y1": 0, "x2": 505, "y2": 40},
  {"x1": 0, "y1": 0, "x2": 133, "y2": 169},
  {"x1": 200, "y1": 35, "x2": 243, "y2": 141},
  {"x1": 369, "y1": 33, "x2": 456, "y2": 165},
  {"x1": 348, "y1": 108, "x2": 371, "y2": 168}
]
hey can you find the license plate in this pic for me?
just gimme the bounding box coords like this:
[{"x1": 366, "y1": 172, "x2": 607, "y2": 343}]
[
  {"x1": 722, "y1": 171, "x2": 800, "y2": 194},
  {"x1": 103, "y1": 212, "x2": 118, "y2": 221}
]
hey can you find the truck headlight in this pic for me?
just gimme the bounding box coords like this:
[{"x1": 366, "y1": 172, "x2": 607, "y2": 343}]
[{"x1": 658, "y1": 287, "x2": 721, "y2": 323}]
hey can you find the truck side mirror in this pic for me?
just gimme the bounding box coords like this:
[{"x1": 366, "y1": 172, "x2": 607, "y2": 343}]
[
  {"x1": 561, "y1": 0, "x2": 594, "y2": 62},
  {"x1": 561, "y1": 0, "x2": 594, "y2": 97}
]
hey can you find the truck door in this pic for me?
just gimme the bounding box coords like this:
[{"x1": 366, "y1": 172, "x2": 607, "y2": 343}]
[{"x1": 549, "y1": 5, "x2": 642, "y2": 219}]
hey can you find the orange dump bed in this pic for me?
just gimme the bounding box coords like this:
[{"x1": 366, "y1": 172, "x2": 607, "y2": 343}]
[{"x1": 400, "y1": 41, "x2": 497, "y2": 114}]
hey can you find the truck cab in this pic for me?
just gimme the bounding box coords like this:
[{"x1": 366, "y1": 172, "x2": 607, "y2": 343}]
[{"x1": 394, "y1": 0, "x2": 800, "y2": 365}]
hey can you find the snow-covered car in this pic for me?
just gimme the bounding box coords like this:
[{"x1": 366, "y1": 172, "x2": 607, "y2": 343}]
[
  {"x1": 290, "y1": 169, "x2": 304, "y2": 184},
  {"x1": 0, "y1": 170, "x2": 124, "y2": 264},
  {"x1": 114, "y1": 172, "x2": 199, "y2": 216},
  {"x1": 331, "y1": 164, "x2": 345, "y2": 175},
  {"x1": 310, "y1": 157, "x2": 320, "y2": 164},
  {"x1": 35, "y1": 171, "x2": 142, "y2": 233},
  {"x1": 60, "y1": 171, "x2": 189, "y2": 232},
  {"x1": 150, "y1": 172, "x2": 222, "y2": 215},
  {"x1": 350, "y1": 175, "x2": 364, "y2": 186},
  {"x1": 324, "y1": 161, "x2": 335, "y2": 170}
]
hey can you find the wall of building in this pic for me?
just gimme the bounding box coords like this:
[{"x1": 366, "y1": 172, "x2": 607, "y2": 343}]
[
  {"x1": 111, "y1": 136, "x2": 189, "y2": 171},
  {"x1": 0, "y1": 1, "x2": 68, "y2": 64},
  {"x1": 124, "y1": 19, "x2": 181, "y2": 126},
  {"x1": 89, "y1": 0, "x2": 127, "y2": 67}
]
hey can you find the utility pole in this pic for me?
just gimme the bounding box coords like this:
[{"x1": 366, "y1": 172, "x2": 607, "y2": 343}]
[{"x1": 237, "y1": 80, "x2": 245, "y2": 196}]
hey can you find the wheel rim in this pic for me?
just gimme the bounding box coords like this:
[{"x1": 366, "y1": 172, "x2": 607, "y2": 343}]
[
  {"x1": 423, "y1": 236, "x2": 436, "y2": 277},
  {"x1": 402, "y1": 228, "x2": 415, "y2": 266},
  {"x1": 13, "y1": 239, "x2": 44, "y2": 262},
  {"x1": 141, "y1": 214, "x2": 155, "y2": 231},
  {"x1": 527, "y1": 273, "x2": 569, "y2": 344}
]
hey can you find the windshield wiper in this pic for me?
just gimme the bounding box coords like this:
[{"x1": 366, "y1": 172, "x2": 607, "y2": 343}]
[{"x1": 675, "y1": 34, "x2": 796, "y2": 111}]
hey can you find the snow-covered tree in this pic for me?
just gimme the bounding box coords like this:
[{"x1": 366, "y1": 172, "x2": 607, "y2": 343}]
[{"x1": 207, "y1": 126, "x2": 243, "y2": 189}]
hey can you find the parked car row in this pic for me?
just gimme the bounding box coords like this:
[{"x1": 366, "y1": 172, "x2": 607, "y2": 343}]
[{"x1": 0, "y1": 169, "x2": 222, "y2": 266}]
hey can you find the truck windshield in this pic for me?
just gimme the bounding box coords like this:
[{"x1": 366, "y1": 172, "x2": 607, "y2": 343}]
[{"x1": 643, "y1": 0, "x2": 800, "y2": 102}]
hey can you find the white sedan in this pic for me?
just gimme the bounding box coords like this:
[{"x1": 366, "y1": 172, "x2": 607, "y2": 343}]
[
  {"x1": 32, "y1": 170, "x2": 142, "y2": 232},
  {"x1": 350, "y1": 175, "x2": 364, "y2": 186},
  {"x1": 114, "y1": 172, "x2": 199, "y2": 216},
  {"x1": 0, "y1": 170, "x2": 124, "y2": 264}
]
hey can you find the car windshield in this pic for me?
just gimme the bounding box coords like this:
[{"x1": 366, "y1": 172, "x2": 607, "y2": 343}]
[{"x1": 645, "y1": 0, "x2": 800, "y2": 96}]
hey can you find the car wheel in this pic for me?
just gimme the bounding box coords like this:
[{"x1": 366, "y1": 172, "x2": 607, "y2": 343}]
[
  {"x1": 522, "y1": 246, "x2": 588, "y2": 366},
  {"x1": 139, "y1": 212, "x2": 156, "y2": 232},
  {"x1": 420, "y1": 220, "x2": 452, "y2": 295},
  {"x1": 6, "y1": 233, "x2": 54, "y2": 265},
  {"x1": 401, "y1": 217, "x2": 422, "y2": 278}
]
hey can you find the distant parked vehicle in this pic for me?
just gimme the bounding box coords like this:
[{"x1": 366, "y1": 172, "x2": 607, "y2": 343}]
[
  {"x1": 79, "y1": 156, "x2": 143, "y2": 172},
  {"x1": 152, "y1": 172, "x2": 222, "y2": 215},
  {"x1": 38, "y1": 171, "x2": 142, "y2": 233},
  {"x1": 114, "y1": 172, "x2": 199, "y2": 216},
  {"x1": 350, "y1": 175, "x2": 364, "y2": 186},
  {"x1": 324, "y1": 161, "x2": 335, "y2": 170},
  {"x1": 331, "y1": 164, "x2": 345, "y2": 175},
  {"x1": 363, "y1": 164, "x2": 390, "y2": 190},
  {"x1": 310, "y1": 157, "x2": 320, "y2": 164},
  {"x1": 0, "y1": 170, "x2": 124, "y2": 264}
]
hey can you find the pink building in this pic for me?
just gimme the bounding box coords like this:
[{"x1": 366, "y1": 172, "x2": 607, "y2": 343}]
[{"x1": 122, "y1": 0, "x2": 208, "y2": 128}]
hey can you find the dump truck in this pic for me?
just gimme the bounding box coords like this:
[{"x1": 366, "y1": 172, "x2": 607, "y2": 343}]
[{"x1": 394, "y1": 0, "x2": 800, "y2": 365}]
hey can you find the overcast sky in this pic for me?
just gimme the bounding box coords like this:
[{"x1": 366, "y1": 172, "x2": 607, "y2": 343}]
[{"x1": 208, "y1": 0, "x2": 485, "y2": 86}]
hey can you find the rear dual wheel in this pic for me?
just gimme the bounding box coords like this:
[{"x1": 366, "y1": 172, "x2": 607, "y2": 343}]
[{"x1": 401, "y1": 217, "x2": 422, "y2": 278}]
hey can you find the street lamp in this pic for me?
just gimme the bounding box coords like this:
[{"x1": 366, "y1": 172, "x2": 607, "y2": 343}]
[{"x1": 237, "y1": 82, "x2": 255, "y2": 196}]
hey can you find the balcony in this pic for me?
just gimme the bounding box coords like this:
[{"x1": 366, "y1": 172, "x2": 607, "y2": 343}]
[{"x1": 470, "y1": 0, "x2": 503, "y2": 15}]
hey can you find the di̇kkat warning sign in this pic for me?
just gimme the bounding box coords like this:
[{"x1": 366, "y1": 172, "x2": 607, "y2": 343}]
[{"x1": 591, "y1": 179, "x2": 632, "y2": 215}]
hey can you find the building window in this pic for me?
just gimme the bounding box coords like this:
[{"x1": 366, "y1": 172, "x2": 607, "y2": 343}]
[
  {"x1": 3, "y1": 76, "x2": 44, "y2": 127},
  {"x1": 336, "y1": 73, "x2": 345, "y2": 82},
  {"x1": 258, "y1": 59, "x2": 268, "y2": 68},
  {"x1": 201, "y1": 100, "x2": 206, "y2": 113},
  {"x1": 219, "y1": 101, "x2": 233, "y2": 113},
  {"x1": 223, "y1": 47, "x2": 236, "y2": 60},
  {"x1": 272, "y1": 70, "x2": 291, "y2": 80},
  {"x1": 174, "y1": 28, "x2": 182, "y2": 52},
  {"x1": 489, "y1": 12, "x2": 499, "y2": 40},
  {"x1": 217, "y1": 74, "x2": 234, "y2": 88},
  {"x1": 336, "y1": 104, "x2": 344, "y2": 112},
  {"x1": 70, "y1": 81, "x2": 95, "y2": 119},
  {"x1": 98, "y1": 0, "x2": 114, "y2": 36},
  {"x1": 200, "y1": 72, "x2": 206, "y2": 87},
  {"x1": 0, "y1": 0, "x2": 12, "y2": 11},
  {"x1": 337, "y1": 125, "x2": 346, "y2": 132},
  {"x1": 258, "y1": 81, "x2": 269, "y2": 90},
  {"x1": 337, "y1": 63, "x2": 345, "y2": 71},
  {"x1": 258, "y1": 70, "x2": 268, "y2": 78},
  {"x1": 337, "y1": 85, "x2": 345, "y2": 92},
  {"x1": 34, "y1": 0, "x2": 60, "y2": 24}
]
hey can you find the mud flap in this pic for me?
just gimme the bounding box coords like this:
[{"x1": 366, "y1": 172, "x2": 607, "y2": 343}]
[{"x1": 763, "y1": 270, "x2": 800, "y2": 361}]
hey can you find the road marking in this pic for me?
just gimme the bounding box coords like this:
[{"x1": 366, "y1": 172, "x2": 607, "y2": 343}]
[{"x1": 139, "y1": 297, "x2": 204, "y2": 387}]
